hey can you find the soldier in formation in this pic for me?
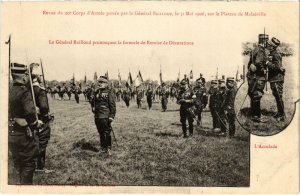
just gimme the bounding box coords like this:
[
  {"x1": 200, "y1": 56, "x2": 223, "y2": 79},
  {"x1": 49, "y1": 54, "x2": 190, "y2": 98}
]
[
  {"x1": 216, "y1": 79, "x2": 227, "y2": 135},
  {"x1": 208, "y1": 80, "x2": 220, "y2": 132},
  {"x1": 29, "y1": 63, "x2": 53, "y2": 172},
  {"x1": 122, "y1": 88, "x2": 131, "y2": 108},
  {"x1": 146, "y1": 84, "x2": 154, "y2": 110},
  {"x1": 9, "y1": 63, "x2": 43, "y2": 184},
  {"x1": 160, "y1": 82, "x2": 168, "y2": 112},
  {"x1": 222, "y1": 77, "x2": 237, "y2": 137},
  {"x1": 90, "y1": 76, "x2": 116, "y2": 155},
  {"x1": 177, "y1": 79, "x2": 195, "y2": 138},
  {"x1": 136, "y1": 86, "x2": 143, "y2": 109},
  {"x1": 193, "y1": 78, "x2": 208, "y2": 126},
  {"x1": 72, "y1": 83, "x2": 81, "y2": 104}
]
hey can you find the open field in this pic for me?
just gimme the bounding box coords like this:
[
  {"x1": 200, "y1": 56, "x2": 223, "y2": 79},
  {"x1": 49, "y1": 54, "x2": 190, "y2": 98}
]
[
  {"x1": 235, "y1": 56, "x2": 299, "y2": 136},
  {"x1": 9, "y1": 94, "x2": 250, "y2": 186}
]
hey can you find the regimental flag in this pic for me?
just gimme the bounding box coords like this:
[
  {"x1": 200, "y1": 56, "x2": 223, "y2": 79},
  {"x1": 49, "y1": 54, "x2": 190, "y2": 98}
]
[
  {"x1": 235, "y1": 66, "x2": 239, "y2": 81},
  {"x1": 135, "y1": 70, "x2": 143, "y2": 87},
  {"x1": 105, "y1": 70, "x2": 109, "y2": 80},
  {"x1": 118, "y1": 70, "x2": 122, "y2": 87},
  {"x1": 177, "y1": 69, "x2": 180, "y2": 82},
  {"x1": 189, "y1": 70, "x2": 193, "y2": 80},
  {"x1": 84, "y1": 73, "x2": 87, "y2": 84},
  {"x1": 71, "y1": 73, "x2": 75, "y2": 85},
  {"x1": 126, "y1": 72, "x2": 133, "y2": 89},
  {"x1": 94, "y1": 72, "x2": 98, "y2": 82},
  {"x1": 159, "y1": 65, "x2": 163, "y2": 85}
]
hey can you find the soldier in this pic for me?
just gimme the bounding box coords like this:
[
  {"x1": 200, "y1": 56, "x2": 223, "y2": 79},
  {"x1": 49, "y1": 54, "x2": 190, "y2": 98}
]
[
  {"x1": 193, "y1": 79, "x2": 208, "y2": 126},
  {"x1": 216, "y1": 79, "x2": 227, "y2": 135},
  {"x1": 66, "y1": 85, "x2": 72, "y2": 100},
  {"x1": 57, "y1": 84, "x2": 64, "y2": 100},
  {"x1": 266, "y1": 37, "x2": 285, "y2": 121},
  {"x1": 177, "y1": 80, "x2": 195, "y2": 138},
  {"x1": 72, "y1": 83, "x2": 80, "y2": 104},
  {"x1": 9, "y1": 63, "x2": 43, "y2": 184},
  {"x1": 122, "y1": 88, "x2": 131, "y2": 108},
  {"x1": 197, "y1": 73, "x2": 206, "y2": 84},
  {"x1": 136, "y1": 86, "x2": 143, "y2": 109},
  {"x1": 91, "y1": 76, "x2": 116, "y2": 155},
  {"x1": 116, "y1": 88, "x2": 122, "y2": 102},
  {"x1": 208, "y1": 80, "x2": 220, "y2": 132},
  {"x1": 86, "y1": 85, "x2": 93, "y2": 102},
  {"x1": 29, "y1": 63, "x2": 52, "y2": 172},
  {"x1": 146, "y1": 84, "x2": 154, "y2": 110},
  {"x1": 160, "y1": 83, "x2": 168, "y2": 112},
  {"x1": 247, "y1": 34, "x2": 269, "y2": 123},
  {"x1": 222, "y1": 77, "x2": 237, "y2": 137}
]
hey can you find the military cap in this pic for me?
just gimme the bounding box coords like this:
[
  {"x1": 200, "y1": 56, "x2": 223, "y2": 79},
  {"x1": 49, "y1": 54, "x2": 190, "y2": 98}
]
[
  {"x1": 258, "y1": 34, "x2": 269, "y2": 45},
  {"x1": 11, "y1": 63, "x2": 27, "y2": 74},
  {"x1": 218, "y1": 79, "x2": 225, "y2": 84},
  {"x1": 180, "y1": 79, "x2": 187, "y2": 85},
  {"x1": 211, "y1": 80, "x2": 218, "y2": 84},
  {"x1": 98, "y1": 76, "x2": 108, "y2": 83},
  {"x1": 267, "y1": 37, "x2": 280, "y2": 47},
  {"x1": 226, "y1": 77, "x2": 235, "y2": 82}
]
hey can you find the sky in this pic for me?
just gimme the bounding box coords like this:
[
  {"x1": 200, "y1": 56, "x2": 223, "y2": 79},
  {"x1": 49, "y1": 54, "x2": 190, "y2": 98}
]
[{"x1": 1, "y1": 2, "x2": 299, "y2": 82}]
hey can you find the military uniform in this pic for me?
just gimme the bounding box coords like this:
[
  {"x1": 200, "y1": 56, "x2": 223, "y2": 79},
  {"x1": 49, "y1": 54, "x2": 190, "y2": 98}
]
[
  {"x1": 216, "y1": 79, "x2": 227, "y2": 134},
  {"x1": 91, "y1": 76, "x2": 116, "y2": 153},
  {"x1": 196, "y1": 73, "x2": 206, "y2": 84},
  {"x1": 267, "y1": 37, "x2": 285, "y2": 121},
  {"x1": 193, "y1": 81, "x2": 208, "y2": 126},
  {"x1": 222, "y1": 77, "x2": 237, "y2": 137},
  {"x1": 136, "y1": 88, "x2": 143, "y2": 108},
  {"x1": 9, "y1": 63, "x2": 40, "y2": 184},
  {"x1": 146, "y1": 87, "x2": 154, "y2": 110},
  {"x1": 247, "y1": 34, "x2": 269, "y2": 121},
  {"x1": 30, "y1": 64, "x2": 52, "y2": 172},
  {"x1": 160, "y1": 84, "x2": 168, "y2": 111},
  {"x1": 122, "y1": 89, "x2": 131, "y2": 108},
  {"x1": 208, "y1": 80, "x2": 220, "y2": 130},
  {"x1": 72, "y1": 84, "x2": 80, "y2": 103},
  {"x1": 177, "y1": 80, "x2": 195, "y2": 138}
]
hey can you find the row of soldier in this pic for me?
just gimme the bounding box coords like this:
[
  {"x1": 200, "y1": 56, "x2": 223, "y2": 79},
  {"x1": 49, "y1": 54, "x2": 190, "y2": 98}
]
[
  {"x1": 9, "y1": 63, "x2": 53, "y2": 185},
  {"x1": 9, "y1": 60, "x2": 237, "y2": 185}
]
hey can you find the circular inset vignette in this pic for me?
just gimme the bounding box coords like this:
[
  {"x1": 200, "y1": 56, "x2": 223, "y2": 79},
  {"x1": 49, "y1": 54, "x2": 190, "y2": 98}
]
[{"x1": 234, "y1": 79, "x2": 299, "y2": 136}]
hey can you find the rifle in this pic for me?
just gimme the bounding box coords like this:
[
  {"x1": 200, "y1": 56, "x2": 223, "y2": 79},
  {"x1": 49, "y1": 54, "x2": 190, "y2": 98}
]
[
  {"x1": 28, "y1": 65, "x2": 44, "y2": 134},
  {"x1": 40, "y1": 59, "x2": 54, "y2": 122}
]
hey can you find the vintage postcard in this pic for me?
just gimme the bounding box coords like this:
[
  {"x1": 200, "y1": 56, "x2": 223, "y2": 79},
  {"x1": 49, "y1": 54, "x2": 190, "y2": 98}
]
[{"x1": 0, "y1": 1, "x2": 299, "y2": 194}]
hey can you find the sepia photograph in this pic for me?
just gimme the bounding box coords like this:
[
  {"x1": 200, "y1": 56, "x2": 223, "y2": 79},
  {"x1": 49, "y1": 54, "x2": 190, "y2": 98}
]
[
  {"x1": 0, "y1": 1, "x2": 299, "y2": 194},
  {"x1": 235, "y1": 32, "x2": 298, "y2": 136}
]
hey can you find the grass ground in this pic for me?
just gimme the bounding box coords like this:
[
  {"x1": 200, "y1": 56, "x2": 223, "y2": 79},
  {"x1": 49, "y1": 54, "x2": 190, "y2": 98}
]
[
  {"x1": 9, "y1": 93, "x2": 249, "y2": 186},
  {"x1": 235, "y1": 57, "x2": 298, "y2": 136}
]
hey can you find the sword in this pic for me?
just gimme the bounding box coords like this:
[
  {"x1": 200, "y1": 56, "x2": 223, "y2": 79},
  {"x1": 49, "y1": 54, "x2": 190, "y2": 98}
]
[
  {"x1": 109, "y1": 123, "x2": 118, "y2": 147},
  {"x1": 187, "y1": 108, "x2": 201, "y2": 125},
  {"x1": 215, "y1": 111, "x2": 229, "y2": 132}
]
